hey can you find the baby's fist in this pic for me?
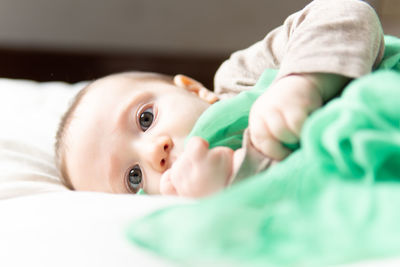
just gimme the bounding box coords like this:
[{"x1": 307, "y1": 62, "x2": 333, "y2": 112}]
[
  {"x1": 160, "y1": 137, "x2": 234, "y2": 198},
  {"x1": 249, "y1": 74, "x2": 323, "y2": 160}
]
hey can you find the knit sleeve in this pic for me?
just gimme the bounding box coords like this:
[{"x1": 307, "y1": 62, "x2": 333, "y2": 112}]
[{"x1": 214, "y1": 0, "x2": 384, "y2": 98}]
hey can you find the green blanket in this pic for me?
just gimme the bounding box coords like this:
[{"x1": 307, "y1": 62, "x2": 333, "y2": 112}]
[{"x1": 127, "y1": 36, "x2": 400, "y2": 267}]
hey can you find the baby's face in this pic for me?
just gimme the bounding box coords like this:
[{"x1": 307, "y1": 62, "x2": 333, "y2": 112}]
[{"x1": 65, "y1": 73, "x2": 211, "y2": 194}]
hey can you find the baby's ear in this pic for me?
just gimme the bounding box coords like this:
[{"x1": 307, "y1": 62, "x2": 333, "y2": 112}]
[{"x1": 173, "y1": 74, "x2": 219, "y2": 104}]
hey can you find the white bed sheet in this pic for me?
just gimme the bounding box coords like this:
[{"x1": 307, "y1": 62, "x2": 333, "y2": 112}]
[
  {"x1": 0, "y1": 78, "x2": 188, "y2": 267},
  {"x1": 0, "y1": 192, "x2": 183, "y2": 267},
  {"x1": 1, "y1": 77, "x2": 399, "y2": 267}
]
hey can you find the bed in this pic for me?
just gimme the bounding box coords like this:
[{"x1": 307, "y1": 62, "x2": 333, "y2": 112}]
[{"x1": 1, "y1": 36, "x2": 400, "y2": 267}]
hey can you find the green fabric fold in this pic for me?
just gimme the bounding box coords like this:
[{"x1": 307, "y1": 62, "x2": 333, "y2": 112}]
[
  {"x1": 126, "y1": 36, "x2": 400, "y2": 267},
  {"x1": 186, "y1": 68, "x2": 277, "y2": 151}
]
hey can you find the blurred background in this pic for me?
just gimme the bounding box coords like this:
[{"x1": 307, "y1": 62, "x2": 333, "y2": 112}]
[{"x1": 0, "y1": 0, "x2": 398, "y2": 88}]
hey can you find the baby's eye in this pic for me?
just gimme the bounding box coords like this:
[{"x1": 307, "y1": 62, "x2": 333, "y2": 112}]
[
  {"x1": 126, "y1": 164, "x2": 143, "y2": 193},
  {"x1": 138, "y1": 107, "x2": 154, "y2": 131}
]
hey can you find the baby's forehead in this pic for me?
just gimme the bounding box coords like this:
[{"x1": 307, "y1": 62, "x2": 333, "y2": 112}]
[
  {"x1": 86, "y1": 72, "x2": 172, "y2": 97},
  {"x1": 88, "y1": 73, "x2": 139, "y2": 92},
  {"x1": 74, "y1": 73, "x2": 172, "y2": 119}
]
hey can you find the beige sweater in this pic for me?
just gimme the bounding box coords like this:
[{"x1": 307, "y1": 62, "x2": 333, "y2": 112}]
[
  {"x1": 214, "y1": 0, "x2": 385, "y2": 99},
  {"x1": 216, "y1": 0, "x2": 386, "y2": 182}
]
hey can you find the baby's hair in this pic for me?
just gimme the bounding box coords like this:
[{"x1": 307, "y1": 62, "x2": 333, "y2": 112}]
[
  {"x1": 55, "y1": 83, "x2": 91, "y2": 190},
  {"x1": 54, "y1": 71, "x2": 174, "y2": 190}
]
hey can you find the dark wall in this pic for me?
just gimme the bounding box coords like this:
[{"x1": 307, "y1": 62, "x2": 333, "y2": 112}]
[{"x1": 0, "y1": 48, "x2": 225, "y2": 89}]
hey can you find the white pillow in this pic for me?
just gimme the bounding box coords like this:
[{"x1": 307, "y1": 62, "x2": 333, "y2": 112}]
[
  {"x1": 0, "y1": 78, "x2": 85, "y2": 198},
  {"x1": 0, "y1": 78, "x2": 188, "y2": 267}
]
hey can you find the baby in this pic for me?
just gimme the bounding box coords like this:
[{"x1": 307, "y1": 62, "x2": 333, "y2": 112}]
[
  {"x1": 56, "y1": 72, "x2": 219, "y2": 194},
  {"x1": 55, "y1": 0, "x2": 384, "y2": 197}
]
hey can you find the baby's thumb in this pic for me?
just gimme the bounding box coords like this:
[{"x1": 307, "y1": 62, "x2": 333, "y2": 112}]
[{"x1": 160, "y1": 170, "x2": 177, "y2": 196}]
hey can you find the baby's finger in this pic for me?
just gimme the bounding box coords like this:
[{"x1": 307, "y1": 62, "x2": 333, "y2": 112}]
[
  {"x1": 207, "y1": 146, "x2": 234, "y2": 185},
  {"x1": 249, "y1": 120, "x2": 291, "y2": 160},
  {"x1": 253, "y1": 135, "x2": 292, "y2": 160},
  {"x1": 185, "y1": 136, "x2": 209, "y2": 160},
  {"x1": 159, "y1": 170, "x2": 178, "y2": 196},
  {"x1": 265, "y1": 108, "x2": 299, "y2": 144},
  {"x1": 282, "y1": 107, "x2": 308, "y2": 137}
]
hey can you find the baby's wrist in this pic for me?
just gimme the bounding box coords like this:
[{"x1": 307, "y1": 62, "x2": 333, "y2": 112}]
[
  {"x1": 271, "y1": 73, "x2": 324, "y2": 108},
  {"x1": 292, "y1": 73, "x2": 350, "y2": 101}
]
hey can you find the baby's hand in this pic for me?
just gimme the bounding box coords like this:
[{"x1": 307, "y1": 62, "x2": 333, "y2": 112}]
[
  {"x1": 159, "y1": 137, "x2": 234, "y2": 198},
  {"x1": 248, "y1": 74, "x2": 323, "y2": 160}
]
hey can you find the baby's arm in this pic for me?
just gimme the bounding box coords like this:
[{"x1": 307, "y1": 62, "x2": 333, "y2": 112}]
[
  {"x1": 248, "y1": 73, "x2": 349, "y2": 159},
  {"x1": 214, "y1": 0, "x2": 383, "y2": 160},
  {"x1": 214, "y1": 0, "x2": 384, "y2": 98},
  {"x1": 160, "y1": 137, "x2": 238, "y2": 198}
]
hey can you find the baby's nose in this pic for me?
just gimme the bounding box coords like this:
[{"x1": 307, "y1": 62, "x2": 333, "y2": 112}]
[{"x1": 147, "y1": 136, "x2": 173, "y2": 172}]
